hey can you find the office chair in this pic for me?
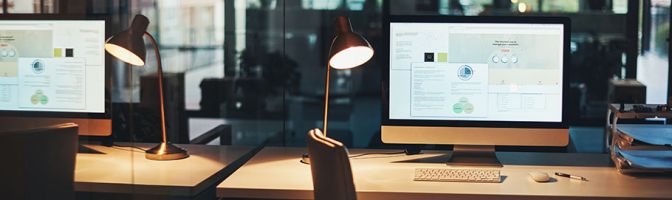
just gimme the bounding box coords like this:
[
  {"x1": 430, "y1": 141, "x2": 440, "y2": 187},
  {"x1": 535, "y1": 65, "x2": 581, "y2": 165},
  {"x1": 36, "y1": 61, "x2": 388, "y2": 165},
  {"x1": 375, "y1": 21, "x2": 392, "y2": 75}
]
[
  {"x1": 0, "y1": 123, "x2": 79, "y2": 200},
  {"x1": 307, "y1": 128, "x2": 357, "y2": 200}
]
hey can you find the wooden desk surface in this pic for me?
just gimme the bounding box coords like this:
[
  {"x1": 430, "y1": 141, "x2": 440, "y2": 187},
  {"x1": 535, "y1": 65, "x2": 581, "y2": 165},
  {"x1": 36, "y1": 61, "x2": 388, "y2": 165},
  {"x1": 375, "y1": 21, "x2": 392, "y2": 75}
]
[
  {"x1": 217, "y1": 147, "x2": 672, "y2": 200},
  {"x1": 75, "y1": 143, "x2": 255, "y2": 197}
]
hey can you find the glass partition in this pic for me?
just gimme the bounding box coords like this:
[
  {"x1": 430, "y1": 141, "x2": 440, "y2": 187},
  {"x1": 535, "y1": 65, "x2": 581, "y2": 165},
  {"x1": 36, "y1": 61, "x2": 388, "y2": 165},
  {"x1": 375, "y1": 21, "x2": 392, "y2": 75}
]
[
  {"x1": 40, "y1": 0, "x2": 670, "y2": 151},
  {"x1": 2, "y1": 1, "x2": 667, "y2": 198}
]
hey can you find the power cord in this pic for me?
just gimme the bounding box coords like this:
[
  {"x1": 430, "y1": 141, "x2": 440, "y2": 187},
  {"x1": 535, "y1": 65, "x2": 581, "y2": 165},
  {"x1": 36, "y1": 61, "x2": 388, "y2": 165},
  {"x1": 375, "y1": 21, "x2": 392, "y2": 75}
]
[
  {"x1": 349, "y1": 151, "x2": 406, "y2": 158},
  {"x1": 112, "y1": 144, "x2": 147, "y2": 152}
]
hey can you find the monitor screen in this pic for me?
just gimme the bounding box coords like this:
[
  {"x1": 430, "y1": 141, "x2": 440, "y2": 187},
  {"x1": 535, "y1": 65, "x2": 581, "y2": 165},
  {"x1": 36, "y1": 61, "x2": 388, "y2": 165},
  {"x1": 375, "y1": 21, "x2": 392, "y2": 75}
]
[
  {"x1": 0, "y1": 20, "x2": 105, "y2": 114},
  {"x1": 388, "y1": 21, "x2": 564, "y2": 122}
]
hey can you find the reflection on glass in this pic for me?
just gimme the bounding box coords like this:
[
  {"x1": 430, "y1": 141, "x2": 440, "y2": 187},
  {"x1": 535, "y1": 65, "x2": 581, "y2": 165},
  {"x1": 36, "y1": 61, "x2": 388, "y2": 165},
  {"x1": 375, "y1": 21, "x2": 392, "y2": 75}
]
[
  {"x1": 2, "y1": 0, "x2": 55, "y2": 13},
  {"x1": 637, "y1": 1, "x2": 670, "y2": 104},
  {"x1": 302, "y1": 0, "x2": 341, "y2": 10},
  {"x1": 541, "y1": 0, "x2": 579, "y2": 13},
  {"x1": 93, "y1": 0, "x2": 660, "y2": 150}
]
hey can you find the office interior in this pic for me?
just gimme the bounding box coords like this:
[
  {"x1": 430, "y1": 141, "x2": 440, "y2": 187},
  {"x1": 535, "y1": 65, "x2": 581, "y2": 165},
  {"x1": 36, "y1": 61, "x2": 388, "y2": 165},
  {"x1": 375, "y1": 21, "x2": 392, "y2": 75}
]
[{"x1": 1, "y1": 0, "x2": 672, "y2": 199}]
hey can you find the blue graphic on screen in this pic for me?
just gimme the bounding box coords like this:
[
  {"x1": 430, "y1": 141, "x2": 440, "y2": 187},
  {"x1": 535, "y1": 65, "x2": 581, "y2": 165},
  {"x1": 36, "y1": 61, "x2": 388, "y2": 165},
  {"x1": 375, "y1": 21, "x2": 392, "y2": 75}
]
[{"x1": 457, "y1": 65, "x2": 473, "y2": 81}]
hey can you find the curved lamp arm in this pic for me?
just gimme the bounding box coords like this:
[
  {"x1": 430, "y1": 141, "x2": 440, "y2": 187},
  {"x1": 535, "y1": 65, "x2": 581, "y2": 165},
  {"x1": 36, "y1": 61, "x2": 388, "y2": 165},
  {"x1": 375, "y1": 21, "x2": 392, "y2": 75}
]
[{"x1": 144, "y1": 32, "x2": 167, "y2": 144}]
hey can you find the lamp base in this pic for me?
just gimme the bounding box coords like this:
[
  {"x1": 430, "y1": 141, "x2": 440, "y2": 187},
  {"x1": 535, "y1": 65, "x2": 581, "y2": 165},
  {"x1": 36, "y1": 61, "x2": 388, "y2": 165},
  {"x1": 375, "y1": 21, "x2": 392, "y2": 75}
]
[{"x1": 145, "y1": 142, "x2": 189, "y2": 161}]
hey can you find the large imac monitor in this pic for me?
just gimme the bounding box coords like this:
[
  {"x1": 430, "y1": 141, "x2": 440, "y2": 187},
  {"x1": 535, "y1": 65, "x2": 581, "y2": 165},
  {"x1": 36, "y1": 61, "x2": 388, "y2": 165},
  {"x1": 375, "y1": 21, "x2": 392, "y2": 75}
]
[
  {"x1": 381, "y1": 16, "x2": 570, "y2": 166},
  {"x1": 0, "y1": 16, "x2": 110, "y2": 136}
]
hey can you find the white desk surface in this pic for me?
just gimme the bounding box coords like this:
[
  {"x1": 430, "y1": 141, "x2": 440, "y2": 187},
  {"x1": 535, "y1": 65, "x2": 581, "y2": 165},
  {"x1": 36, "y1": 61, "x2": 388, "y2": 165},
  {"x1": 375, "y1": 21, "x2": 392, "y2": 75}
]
[
  {"x1": 217, "y1": 147, "x2": 672, "y2": 200},
  {"x1": 75, "y1": 143, "x2": 255, "y2": 197}
]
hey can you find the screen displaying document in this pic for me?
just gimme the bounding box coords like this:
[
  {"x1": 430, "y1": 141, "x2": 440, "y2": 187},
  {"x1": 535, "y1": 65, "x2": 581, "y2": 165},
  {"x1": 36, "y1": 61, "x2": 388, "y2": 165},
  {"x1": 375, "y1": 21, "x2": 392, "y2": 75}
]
[
  {"x1": 389, "y1": 22, "x2": 564, "y2": 122},
  {"x1": 0, "y1": 20, "x2": 105, "y2": 113}
]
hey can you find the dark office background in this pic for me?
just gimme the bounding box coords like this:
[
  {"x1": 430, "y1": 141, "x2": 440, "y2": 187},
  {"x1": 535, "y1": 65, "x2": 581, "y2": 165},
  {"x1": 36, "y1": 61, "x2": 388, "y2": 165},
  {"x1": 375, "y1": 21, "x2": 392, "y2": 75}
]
[{"x1": 7, "y1": 0, "x2": 670, "y2": 152}]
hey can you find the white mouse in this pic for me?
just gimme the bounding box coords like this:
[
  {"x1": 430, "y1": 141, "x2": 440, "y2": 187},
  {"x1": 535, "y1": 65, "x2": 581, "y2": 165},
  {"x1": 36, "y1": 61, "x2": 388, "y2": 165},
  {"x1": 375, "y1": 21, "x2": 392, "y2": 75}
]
[{"x1": 529, "y1": 172, "x2": 550, "y2": 182}]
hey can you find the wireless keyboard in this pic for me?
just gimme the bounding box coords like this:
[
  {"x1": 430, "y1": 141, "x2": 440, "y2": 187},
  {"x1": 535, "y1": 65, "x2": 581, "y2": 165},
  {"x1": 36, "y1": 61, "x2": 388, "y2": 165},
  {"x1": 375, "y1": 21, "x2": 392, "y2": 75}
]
[{"x1": 414, "y1": 168, "x2": 501, "y2": 183}]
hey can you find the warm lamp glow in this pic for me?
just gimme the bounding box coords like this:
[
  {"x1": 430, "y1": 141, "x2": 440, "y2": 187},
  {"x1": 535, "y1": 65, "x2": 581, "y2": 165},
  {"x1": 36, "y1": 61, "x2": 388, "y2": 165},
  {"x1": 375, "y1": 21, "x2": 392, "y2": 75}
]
[
  {"x1": 518, "y1": 3, "x2": 528, "y2": 13},
  {"x1": 105, "y1": 14, "x2": 188, "y2": 161},
  {"x1": 321, "y1": 16, "x2": 374, "y2": 135},
  {"x1": 329, "y1": 46, "x2": 374, "y2": 69},
  {"x1": 104, "y1": 43, "x2": 145, "y2": 66},
  {"x1": 302, "y1": 15, "x2": 374, "y2": 165}
]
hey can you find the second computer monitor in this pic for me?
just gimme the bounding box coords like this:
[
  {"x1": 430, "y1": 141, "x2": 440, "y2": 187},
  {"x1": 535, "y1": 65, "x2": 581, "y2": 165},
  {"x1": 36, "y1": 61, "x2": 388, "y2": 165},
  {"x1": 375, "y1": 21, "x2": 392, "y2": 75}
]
[
  {"x1": 0, "y1": 16, "x2": 110, "y2": 136},
  {"x1": 381, "y1": 16, "x2": 570, "y2": 165}
]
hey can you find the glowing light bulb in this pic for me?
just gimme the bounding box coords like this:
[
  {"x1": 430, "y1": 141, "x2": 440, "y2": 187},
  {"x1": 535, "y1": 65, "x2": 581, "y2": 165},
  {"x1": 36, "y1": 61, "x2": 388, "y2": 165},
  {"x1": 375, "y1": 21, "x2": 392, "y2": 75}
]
[
  {"x1": 329, "y1": 46, "x2": 374, "y2": 69},
  {"x1": 518, "y1": 3, "x2": 527, "y2": 13}
]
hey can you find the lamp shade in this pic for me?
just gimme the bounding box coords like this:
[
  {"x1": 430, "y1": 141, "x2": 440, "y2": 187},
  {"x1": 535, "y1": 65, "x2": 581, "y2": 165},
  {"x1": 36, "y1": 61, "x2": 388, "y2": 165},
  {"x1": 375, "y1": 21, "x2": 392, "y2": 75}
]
[
  {"x1": 328, "y1": 16, "x2": 374, "y2": 69},
  {"x1": 105, "y1": 15, "x2": 150, "y2": 66}
]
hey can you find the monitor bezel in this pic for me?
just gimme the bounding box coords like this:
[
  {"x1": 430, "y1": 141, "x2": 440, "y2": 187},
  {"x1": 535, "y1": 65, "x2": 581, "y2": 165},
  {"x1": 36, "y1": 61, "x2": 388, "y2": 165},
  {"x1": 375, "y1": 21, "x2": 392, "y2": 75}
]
[
  {"x1": 0, "y1": 14, "x2": 111, "y2": 120},
  {"x1": 381, "y1": 15, "x2": 571, "y2": 129}
]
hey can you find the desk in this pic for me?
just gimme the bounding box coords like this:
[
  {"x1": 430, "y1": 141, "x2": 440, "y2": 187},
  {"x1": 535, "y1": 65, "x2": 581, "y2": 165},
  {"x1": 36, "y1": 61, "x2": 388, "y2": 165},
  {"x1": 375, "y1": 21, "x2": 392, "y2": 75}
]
[
  {"x1": 217, "y1": 147, "x2": 672, "y2": 199},
  {"x1": 76, "y1": 144, "x2": 256, "y2": 200}
]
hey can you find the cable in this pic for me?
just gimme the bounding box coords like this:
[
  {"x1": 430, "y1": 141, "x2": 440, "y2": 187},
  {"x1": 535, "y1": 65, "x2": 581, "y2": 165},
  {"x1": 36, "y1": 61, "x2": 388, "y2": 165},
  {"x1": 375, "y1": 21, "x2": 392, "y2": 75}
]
[
  {"x1": 349, "y1": 151, "x2": 406, "y2": 158},
  {"x1": 110, "y1": 146, "x2": 143, "y2": 153},
  {"x1": 112, "y1": 144, "x2": 147, "y2": 152}
]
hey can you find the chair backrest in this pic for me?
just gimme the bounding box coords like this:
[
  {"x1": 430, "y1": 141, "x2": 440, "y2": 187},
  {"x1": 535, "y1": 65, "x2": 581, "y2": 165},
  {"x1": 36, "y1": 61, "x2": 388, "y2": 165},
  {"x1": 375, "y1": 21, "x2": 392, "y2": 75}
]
[
  {"x1": 307, "y1": 128, "x2": 356, "y2": 200},
  {"x1": 0, "y1": 123, "x2": 79, "y2": 200}
]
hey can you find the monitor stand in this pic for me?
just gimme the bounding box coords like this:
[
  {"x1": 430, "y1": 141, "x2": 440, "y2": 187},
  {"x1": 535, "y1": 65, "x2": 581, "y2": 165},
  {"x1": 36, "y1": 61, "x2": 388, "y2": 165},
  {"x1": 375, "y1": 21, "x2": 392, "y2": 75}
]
[{"x1": 447, "y1": 145, "x2": 502, "y2": 167}]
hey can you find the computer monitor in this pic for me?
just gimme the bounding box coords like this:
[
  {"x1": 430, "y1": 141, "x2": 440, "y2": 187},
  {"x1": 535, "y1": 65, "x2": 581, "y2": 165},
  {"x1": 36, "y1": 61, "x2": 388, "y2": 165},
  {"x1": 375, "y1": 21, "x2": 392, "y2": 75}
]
[
  {"x1": 381, "y1": 16, "x2": 570, "y2": 166},
  {"x1": 0, "y1": 16, "x2": 111, "y2": 136}
]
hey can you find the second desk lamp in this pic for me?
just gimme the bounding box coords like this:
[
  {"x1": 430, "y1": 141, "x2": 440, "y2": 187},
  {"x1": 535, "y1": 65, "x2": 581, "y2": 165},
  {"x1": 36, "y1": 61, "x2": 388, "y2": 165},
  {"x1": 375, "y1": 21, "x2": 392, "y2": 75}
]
[
  {"x1": 105, "y1": 14, "x2": 189, "y2": 161},
  {"x1": 302, "y1": 16, "x2": 374, "y2": 164}
]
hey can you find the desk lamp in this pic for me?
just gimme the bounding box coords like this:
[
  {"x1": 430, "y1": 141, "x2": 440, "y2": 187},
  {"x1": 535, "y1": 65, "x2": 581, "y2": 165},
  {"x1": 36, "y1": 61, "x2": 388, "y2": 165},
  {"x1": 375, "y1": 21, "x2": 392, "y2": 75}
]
[
  {"x1": 302, "y1": 16, "x2": 374, "y2": 164},
  {"x1": 105, "y1": 14, "x2": 189, "y2": 161}
]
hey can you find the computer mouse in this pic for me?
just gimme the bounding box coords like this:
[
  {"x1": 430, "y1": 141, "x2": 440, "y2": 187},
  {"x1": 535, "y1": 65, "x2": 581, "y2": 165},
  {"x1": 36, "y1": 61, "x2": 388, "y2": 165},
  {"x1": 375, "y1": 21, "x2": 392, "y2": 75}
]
[{"x1": 529, "y1": 172, "x2": 550, "y2": 182}]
